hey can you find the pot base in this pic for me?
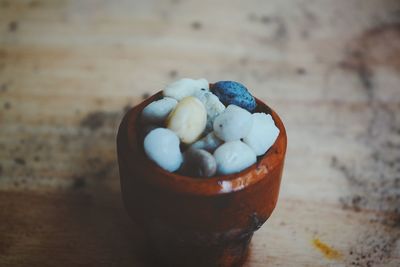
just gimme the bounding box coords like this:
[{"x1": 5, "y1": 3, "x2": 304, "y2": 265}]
[{"x1": 146, "y1": 232, "x2": 253, "y2": 267}]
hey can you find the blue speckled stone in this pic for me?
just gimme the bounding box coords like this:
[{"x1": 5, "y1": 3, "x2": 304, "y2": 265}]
[{"x1": 211, "y1": 81, "x2": 256, "y2": 112}]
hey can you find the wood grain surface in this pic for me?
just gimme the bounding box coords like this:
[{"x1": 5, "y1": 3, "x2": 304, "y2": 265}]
[{"x1": 1, "y1": 0, "x2": 400, "y2": 266}]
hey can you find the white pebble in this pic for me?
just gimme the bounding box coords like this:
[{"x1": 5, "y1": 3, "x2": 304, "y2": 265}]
[
  {"x1": 163, "y1": 78, "x2": 209, "y2": 101},
  {"x1": 141, "y1": 97, "x2": 178, "y2": 124},
  {"x1": 214, "y1": 141, "x2": 256, "y2": 175},
  {"x1": 193, "y1": 90, "x2": 225, "y2": 133},
  {"x1": 144, "y1": 128, "x2": 183, "y2": 172},
  {"x1": 190, "y1": 132, "x2": 223, "y2": 153},
  {"x1": 243, "y1": 113, "x2": 280, "y2": 156},
  {"x1": 213, "y1": 105, "x2": 253, "y2": 141},
  {"x1": 167, "y1": 96, "x2": 207, "y2": 144}
]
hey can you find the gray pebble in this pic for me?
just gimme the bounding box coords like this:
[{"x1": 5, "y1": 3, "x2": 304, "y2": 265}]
[
  {"x1": 192, "y1": 89, "x2": 225, "y2": 133},
  {"x1": 179, "y1": 148, "x2": 217, "y2": 177},
  {"x1": 214, "y1": 141, "x2": 256, "y2": 175},
  {"x1": 190, "y1": 132, "x2": 223, "y2": 153}
]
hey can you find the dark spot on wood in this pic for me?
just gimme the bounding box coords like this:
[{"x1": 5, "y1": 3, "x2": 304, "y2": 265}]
[
  {"x1": 340, "y1": 23, "x2": 400, "y2": 89},
  {"x1": 296, "y1": 67, "x2": 306, "y2": 75},
  {"x1": 33, "y1": 156, "x2": 40, "y2": 162},
  {"x1": 0, "y1": 84, "x2": 7, "y2": 92},
  {"x1": 28, "y1": 0, "x2": 41, "y2": 8},
  {"x1": 301, "y1": 30, "x2": 310, "y2": 39},
  {"x1": 191, "y1": 21, "x2": 202, "y2": 30},
  {"x1": 251, "y1": 15, "x2": 288, "y2": 43},
  {"x1": 357, "y1": 65, "x2": 374, "y2": 100},
  {"x1": 274, "y1": 19, "x2": 287, "y2": 41},
  {"x1": 72, "y1": 177, "x2": 86, "y2": 189},
  {"x1": 169, "y1": 69, "x2": 178, "y2": 78},
  {"x1": 3, "y1": 102, "x2": 10, "y2": 109},
  {"x1": 8, "y1": 21, "x2": 18, "y2": 32},
  {"x1": 0, "y1": 164, "x2": 2, "y2": 175},
  {"x1": 14, "y1": 158, "x2": 25, "y2": 165},
  {"x1": 80, "y1": 111, "x2": 107, "y2": 131},
  {"x1": 304, "y1": 9, "x2": 317, "y2": 23},
  {"x1": 1, "y1": 0, "x2": 10, "y2": 8},
  {"x1": 260, "y1": 15, "x2": 271, "y2": 24}
]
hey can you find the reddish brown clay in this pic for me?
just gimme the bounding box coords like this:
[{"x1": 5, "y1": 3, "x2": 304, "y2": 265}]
[{"x1": 117, "y1": 90, "x2": 287, "y2": 267}]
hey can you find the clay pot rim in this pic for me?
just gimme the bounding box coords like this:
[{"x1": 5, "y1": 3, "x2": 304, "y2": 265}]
[{"x1": 121, "y1": 90, "x2": 287, "y2": 196}]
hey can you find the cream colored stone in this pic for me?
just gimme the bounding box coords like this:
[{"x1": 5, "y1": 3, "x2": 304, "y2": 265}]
[{"x1": 167, "y1": 96, "x2": 207, "y2": 144}]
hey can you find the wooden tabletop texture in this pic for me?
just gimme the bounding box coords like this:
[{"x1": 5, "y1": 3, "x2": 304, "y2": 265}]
[{"x1": 1, "y1": 0, "x2": 400, "y2": 266}]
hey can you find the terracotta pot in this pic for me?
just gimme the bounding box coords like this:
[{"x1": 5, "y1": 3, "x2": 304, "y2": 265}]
[{"x1": 117, "y1": 91, "x2": 287, "y2": 267}]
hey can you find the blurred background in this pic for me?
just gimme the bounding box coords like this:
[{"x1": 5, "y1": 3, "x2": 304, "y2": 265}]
[{"x1": 0, "y1": 0, "x2": 399, "y2": 266}]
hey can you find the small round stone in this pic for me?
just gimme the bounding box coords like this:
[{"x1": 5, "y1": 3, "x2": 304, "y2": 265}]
[
  {"x1": 213, "y1": 105, "x2": 253, "y2": 142},
  {"x1": 163, "y1": 78, "x2": 209, "y2": 101},
  {"x1": 211, "y1": 81, "x2": 256, "y2": 112},
  {"x1": 192, "y1": 89, "x2": 225, "y2": 133},
  {"x1": 167, "y1": 96, "x2": 207, "y2": 144},
  {"x1": 144, "y1": 128, "x2": 183, "y2": 172},
  {"x1": 180, "y1": 148, "x2": 217, "y2": 177},
  {"x1": 213, "y1": 141, "x2": 256, "y2": 175},
  {"x1": 190, "y1": 132, "x2": 223, "y2": 153},
  {"x1": 243, "y1": 113, "x2": 280, "y2": 156},
  {"x1": 141, "y1": 97, "x2": 178, "y2": 124}
]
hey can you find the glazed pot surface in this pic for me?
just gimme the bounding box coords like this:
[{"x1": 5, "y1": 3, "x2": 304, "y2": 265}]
[{"x1": 117, "y1": 91, "x2": 287, "y2": 267}]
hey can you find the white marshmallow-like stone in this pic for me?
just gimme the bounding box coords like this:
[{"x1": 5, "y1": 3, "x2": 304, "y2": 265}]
[
  {"x1": 163, "y1": 78, "x2": 209, "y2": 101},
  {"x1": 243, "y1": 113, "x2": 280, "y2": 156},
  {"x1": 167, "y1": 96, "x2": 207, "y2": 144},
  {"x1": 213, "y1": 105, "x2": 253, "y2": 142},
  {"x1": 190, "y1": 132, "x2": 223, "y2": 153},
  {"x1": 193, "y1": 90, "x2": 225, "y2": 133},
  {"x1": 214, "y1": 141, "x2": 256, "y2": 175},
  {"x1": 144, "y1": 128, "x2": 183, "y2": 172},
  {"x1": 141, "y1": 97, "x2": 178, "y2": 124}
]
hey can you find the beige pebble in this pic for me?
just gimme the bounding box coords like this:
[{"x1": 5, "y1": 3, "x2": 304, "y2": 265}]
[{"x1": 167, "y1": 96, "x2": 207, "y2": 144}]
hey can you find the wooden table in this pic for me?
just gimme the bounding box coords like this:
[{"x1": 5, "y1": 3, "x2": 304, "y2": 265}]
[{"x1": 1, "y1": 0, "x2": 399, "y2": 266}]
